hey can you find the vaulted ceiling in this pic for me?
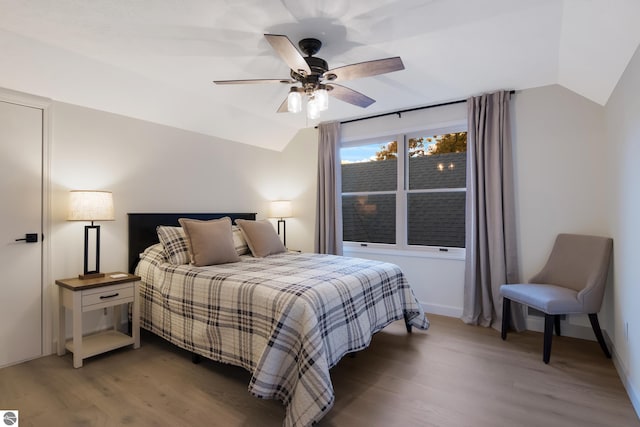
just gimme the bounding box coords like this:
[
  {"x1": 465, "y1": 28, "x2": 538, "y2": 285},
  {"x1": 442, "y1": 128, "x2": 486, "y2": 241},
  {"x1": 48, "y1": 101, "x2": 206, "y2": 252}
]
[{"x1": 1, "y1": 0, "x2": 639, "y2": 151}]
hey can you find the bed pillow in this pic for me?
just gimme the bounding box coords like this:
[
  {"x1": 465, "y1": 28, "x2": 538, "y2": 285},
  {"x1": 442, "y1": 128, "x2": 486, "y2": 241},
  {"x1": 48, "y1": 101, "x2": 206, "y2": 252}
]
[
  {"x1": 232, "y1": 225, "x2": 250, "y2": 256},
  {"x1": 156, "y1": 226, "x2": 190, "y2": 265},
  {"x1": 178, "y1": 217, "x2": 241, "y2": 266},
  {"x1": 235, "y1": 219, "x2": 286, "y2": 257}
]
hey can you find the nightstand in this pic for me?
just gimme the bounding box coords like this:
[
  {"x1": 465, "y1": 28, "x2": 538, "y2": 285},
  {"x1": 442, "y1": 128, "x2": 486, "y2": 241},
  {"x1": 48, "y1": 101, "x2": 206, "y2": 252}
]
[{"x1": 56, "y1": 272, "x2": 141, "y2": 368}]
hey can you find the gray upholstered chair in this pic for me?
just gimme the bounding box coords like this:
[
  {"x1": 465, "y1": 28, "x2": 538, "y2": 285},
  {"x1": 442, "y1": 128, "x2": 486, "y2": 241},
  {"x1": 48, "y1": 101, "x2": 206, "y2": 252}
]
[{"x1": 500, "y1": 233, "x2": 613, "y2": 364}]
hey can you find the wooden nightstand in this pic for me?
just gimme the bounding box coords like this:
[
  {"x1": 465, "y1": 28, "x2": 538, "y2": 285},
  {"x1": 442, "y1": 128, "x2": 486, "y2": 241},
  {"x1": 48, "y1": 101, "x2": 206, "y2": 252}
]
[{"x1": 56, "y1": 272, "x2": 141, "y2": 368}]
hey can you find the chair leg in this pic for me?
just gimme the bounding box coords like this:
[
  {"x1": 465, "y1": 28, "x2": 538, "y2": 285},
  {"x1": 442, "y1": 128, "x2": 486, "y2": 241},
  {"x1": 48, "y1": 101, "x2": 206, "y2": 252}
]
[
  {"x1": 554, "y1": 315, "x2": 561, "y2": 336},
  {"x1": 543, "y1": 314, "x2": 554, "y2": 364},
  {"x1": 588, "y1": 313, "x2": 611, "y2": 359},
  {"x1": 501, "y1": 298, "x2": 511, "y2": 340}
]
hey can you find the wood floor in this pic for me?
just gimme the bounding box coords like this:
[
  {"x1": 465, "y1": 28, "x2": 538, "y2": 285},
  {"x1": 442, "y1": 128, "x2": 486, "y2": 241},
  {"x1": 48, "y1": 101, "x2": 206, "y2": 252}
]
[{"x1": 1, "y1": 314, "x2": 638, "y2": 427}]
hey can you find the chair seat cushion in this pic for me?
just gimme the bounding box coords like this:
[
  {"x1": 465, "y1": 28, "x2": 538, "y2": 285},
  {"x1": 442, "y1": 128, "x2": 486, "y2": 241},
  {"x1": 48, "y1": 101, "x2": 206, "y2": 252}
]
[{"x1": 500, "y1": 284, "x2": 582, "y2": 314}]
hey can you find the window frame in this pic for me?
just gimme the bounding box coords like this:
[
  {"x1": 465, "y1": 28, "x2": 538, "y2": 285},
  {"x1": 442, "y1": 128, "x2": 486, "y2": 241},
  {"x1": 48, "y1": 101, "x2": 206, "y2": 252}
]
[{"x1": 341, "y1": 124, "x2": 467, "y2": 257}]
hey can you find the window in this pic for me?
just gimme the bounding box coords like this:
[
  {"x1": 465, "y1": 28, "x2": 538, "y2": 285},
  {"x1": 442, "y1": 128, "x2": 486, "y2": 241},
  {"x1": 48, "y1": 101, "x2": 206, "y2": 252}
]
[
  {"x1": 342, "y1": 140, "x2": 397, "y2": 244},
  {"x1": 341, "y1": 128, "x2": 467, "y2": 250}
]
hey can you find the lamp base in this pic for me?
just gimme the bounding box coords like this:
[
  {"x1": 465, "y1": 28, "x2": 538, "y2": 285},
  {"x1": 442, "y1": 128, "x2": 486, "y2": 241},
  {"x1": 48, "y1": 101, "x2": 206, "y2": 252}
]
[{"x1": 78, "y1": 272, "x2": 105, "y2": 280}]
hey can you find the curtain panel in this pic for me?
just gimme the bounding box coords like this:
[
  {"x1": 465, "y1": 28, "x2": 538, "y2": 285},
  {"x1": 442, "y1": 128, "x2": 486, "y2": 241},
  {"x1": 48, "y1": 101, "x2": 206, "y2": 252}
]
[
  {"x1": 462, "y1": 91, "x2": 525, "y2": 331},
  {"x1": 315, "y1": 121, "x2": 343, "y2": 255}
]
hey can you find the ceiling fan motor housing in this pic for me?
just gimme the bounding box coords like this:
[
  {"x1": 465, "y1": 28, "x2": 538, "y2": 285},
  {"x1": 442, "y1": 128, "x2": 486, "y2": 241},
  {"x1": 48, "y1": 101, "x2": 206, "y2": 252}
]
[
  {"x1": 290, "y1": 56, "x2": 328, "y2": 91},
  {"x1": 304, "y1": 56, "x2": 328, "y2": 75},
  {"x1": 291, "y1": 37, "x2": 329, "y2": 83}
]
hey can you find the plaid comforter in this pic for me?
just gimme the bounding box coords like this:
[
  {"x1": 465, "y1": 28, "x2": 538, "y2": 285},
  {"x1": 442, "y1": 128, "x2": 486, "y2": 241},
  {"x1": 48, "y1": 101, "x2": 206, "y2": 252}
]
[{"x1": 136, "y1": 244, "x2": 429, "y2": 426}]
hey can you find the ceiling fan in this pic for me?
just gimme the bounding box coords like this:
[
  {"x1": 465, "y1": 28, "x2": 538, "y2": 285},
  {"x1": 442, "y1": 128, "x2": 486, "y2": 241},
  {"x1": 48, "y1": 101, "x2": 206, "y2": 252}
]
[{"x1": 213, "y1": 34, "x2": 405, "y2": 119}]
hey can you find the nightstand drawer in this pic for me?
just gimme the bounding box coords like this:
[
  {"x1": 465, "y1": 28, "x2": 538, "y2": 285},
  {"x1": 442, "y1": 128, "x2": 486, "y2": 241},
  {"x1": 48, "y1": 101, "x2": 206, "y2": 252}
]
[{"x1": 82, "y1": 283, "x2": 134, "y2": 308}]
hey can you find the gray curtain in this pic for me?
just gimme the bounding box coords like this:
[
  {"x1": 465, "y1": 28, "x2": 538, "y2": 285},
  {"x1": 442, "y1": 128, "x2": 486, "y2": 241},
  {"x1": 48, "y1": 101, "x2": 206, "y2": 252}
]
[
  {"x1": 462, "y1": 91, "x2": 525, "y2": 331},
  {"x1": 315, "y1": 121, "x2": 343, "y2": 255}
]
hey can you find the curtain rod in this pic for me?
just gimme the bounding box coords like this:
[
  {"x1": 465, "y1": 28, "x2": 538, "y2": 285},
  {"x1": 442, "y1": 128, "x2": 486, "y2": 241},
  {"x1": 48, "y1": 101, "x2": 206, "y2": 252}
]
[{"x1": 334, "y1": 90, "x2": 516, "y2": 126}]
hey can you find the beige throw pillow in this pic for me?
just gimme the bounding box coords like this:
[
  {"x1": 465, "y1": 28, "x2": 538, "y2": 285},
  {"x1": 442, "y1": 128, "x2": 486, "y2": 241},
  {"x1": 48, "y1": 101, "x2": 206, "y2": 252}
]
[
  {"x1": 178, "y1": 217, "x2": 240, "y2": 266},
  {"x1": 235, "y1": 219, "x2": 286, "y2": 257}
]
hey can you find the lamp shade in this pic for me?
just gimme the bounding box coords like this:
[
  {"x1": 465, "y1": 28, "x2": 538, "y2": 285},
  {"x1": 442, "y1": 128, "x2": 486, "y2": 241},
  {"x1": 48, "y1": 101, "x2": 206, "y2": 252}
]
[
  {"x1": 270, "y1": 200, "x2": 292, "y2": 219},
  {"x1": 287, "y1": 89, "x2": 302, "y2": 113},
  {"x1": 307, "y1": 97, "x2": 320, "y2": 119},
  {"x1": 68, "y1": 190, "x2": 114, "y2": 221},
  {"x1": 315, "y1": 88, "x2": 329, "y2": 111}
]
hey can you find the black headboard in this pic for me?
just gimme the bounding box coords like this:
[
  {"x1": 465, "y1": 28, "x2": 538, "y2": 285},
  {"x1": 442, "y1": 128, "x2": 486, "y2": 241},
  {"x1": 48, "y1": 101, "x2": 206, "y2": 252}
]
[{"x1": 128, "y1": 212, "x2": 257, "y2": 273}]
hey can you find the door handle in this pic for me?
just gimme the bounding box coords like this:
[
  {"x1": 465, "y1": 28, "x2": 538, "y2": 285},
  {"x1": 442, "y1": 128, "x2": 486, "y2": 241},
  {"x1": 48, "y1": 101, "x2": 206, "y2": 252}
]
[{"x1": 15, "y1": 233, "x2": 38, "y2": 243}]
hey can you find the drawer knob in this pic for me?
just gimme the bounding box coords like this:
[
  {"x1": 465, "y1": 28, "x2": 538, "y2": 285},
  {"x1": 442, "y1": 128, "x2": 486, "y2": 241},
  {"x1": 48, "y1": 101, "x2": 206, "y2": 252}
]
[{"x1": 99, "y1": 293, "x2": 120, "y2": 299}]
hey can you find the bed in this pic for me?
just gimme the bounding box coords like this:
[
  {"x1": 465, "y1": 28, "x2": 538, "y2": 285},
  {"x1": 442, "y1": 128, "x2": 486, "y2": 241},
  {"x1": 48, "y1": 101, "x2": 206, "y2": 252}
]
[{"x1": 129, "y1": 212, "x2": 430, "y2": 427}]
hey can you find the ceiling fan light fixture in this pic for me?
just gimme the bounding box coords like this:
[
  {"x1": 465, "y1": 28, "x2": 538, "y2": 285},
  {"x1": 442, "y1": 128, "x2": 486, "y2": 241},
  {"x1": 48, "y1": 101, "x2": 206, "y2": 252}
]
[
  {"x1": 215, "y1": 35, "x2": 404, "y2": 115},
  {"x1": 307, "y1": 97, "x2": 320, "y2": 120},
  {"x1": 287, "y1": 88, "x2": 302, "y2": 113},
  {"x1": 315, "y1": 87, "x2": 329, "y2": 111}
]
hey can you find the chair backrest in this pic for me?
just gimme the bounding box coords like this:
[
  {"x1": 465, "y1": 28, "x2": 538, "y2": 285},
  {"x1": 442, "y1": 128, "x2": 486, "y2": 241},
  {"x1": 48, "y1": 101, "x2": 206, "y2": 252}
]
[{"x1": 529, "y1": 234, "x2": 613, "y2": 294}]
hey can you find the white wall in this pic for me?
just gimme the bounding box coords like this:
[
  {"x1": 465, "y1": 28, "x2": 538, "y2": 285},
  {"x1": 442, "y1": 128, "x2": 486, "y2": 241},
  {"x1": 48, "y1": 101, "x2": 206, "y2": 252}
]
[
  {"x1": 604, "y1": 44, "x2": 640, "y2": 416},
  {"x1": 48, "y1": 101, "x2": 305, "y2": 340},
  {"x1": 511, "y1": 85, "x2": 611, "y2": 336},
  {"x1": 512, "y1": 85, "x2": 609, "y2": 279},
  {"x1": 277, "y1": 127, "x2": 318, "y2": 254}
]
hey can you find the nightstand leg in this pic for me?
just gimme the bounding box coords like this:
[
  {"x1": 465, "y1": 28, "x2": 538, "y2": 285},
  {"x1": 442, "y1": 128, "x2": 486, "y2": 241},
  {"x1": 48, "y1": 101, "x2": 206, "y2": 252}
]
[
  {"x1": 72, "y1": 291, "x2": 83, "y2": 368},
  {"x1": 57, "y1": 287, "x2": 66, "y2": 356},
  {"x1": 132, "y1": 282, "x2": 140, "y2": 349}
]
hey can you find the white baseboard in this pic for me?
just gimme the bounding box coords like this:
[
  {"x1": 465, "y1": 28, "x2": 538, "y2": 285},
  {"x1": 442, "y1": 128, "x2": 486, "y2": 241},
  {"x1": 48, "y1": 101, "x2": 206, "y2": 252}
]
[
  {"x1": 421, "y1": 302, "x2": 463, "y2": 318},
  {"x1": 611, "y1": 344, "x2": 640, "y2": 419}
]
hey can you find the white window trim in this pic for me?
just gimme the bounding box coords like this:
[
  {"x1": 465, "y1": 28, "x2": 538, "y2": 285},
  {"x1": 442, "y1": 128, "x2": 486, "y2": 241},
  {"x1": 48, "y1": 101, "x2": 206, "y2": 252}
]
[
  {"x1": 341, "y1": 122, "x2": 468, "y2": 257},
  {"x1": 343, "y1": 242, "x2": 466, "y2": 260}
]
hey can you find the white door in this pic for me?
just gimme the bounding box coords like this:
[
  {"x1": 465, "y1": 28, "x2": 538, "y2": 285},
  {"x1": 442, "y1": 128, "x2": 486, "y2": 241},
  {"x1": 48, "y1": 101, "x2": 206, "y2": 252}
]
[{"x1": 0, "y1": 99, "x2": 43, "y2": 367}]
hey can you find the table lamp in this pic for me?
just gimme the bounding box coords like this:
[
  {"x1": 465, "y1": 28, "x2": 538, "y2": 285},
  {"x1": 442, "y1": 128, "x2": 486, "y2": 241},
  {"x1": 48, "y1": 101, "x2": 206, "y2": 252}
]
[
  {"x1": 270, "y1": 200, "x2": 292, "y2": 247},
  {"x1": 68, "y1": 190, "x2": 114, "y2": 279}
]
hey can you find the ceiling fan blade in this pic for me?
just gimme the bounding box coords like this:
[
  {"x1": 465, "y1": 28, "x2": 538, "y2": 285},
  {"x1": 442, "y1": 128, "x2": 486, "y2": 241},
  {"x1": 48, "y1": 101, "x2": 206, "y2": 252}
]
[
  {"x1": 324, "y1": 57, "x2": 404, "y2": 82},
  {"x1": 328, "y1": 84, "x2": 375, "y2": 108},
  {"x1": 277, "y1": 96, "x2": 289, "y2": 113},
  {"x1": 264, "y1": 34, "x2": 311, "y2": 75},
  {"x1": 213, "y1": 78, "x2": 295, "y2": 85}
]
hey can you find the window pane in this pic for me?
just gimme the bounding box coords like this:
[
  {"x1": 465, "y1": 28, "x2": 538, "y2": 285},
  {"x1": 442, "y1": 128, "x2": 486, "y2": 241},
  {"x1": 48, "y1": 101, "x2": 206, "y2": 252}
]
[
  {"x1": 407, "y1": 192, "x2": 465, "y2": 247},
  {"x1": 408, "y1": 132, "x2": 467, "y2": 190},
  {"x1": 342, "y1": 194, "x2": 396, "y2": 244},
  {"x1": 341, "y1": 142, "x2": 397, "y2": 192}
]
